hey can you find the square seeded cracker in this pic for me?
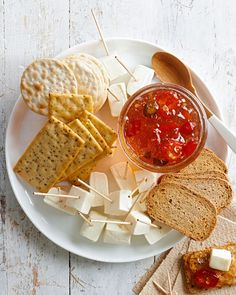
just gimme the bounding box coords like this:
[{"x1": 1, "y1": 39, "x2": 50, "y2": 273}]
[
  {"x1": 80, "y1": 110, "x2": 117, "y2": 147},
  {"x1": 14, "y1": 116, "x2": 84, "y2": 193},
  {"x1": 48, "y1": 93, "x2": 94, "y2": 123},
  {"x1": 61, "y1": 119, "x2": 103, "y2": 179}
]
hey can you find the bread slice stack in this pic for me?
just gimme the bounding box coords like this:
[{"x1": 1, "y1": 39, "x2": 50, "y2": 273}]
[{"x1": 146, "y1": 148, "x2": 233, "y2": 241}]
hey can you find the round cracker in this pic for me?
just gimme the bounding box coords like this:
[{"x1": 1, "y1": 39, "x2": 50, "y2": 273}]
[
  {"x1": 21, "y1": 59, "x2": 77, "y2": 115},
  {"x1": 63, "y1": 57, "x2": 104, "y2": 113},
  {"x1": 63, "y1": 53, "x2": 109, "y2": 112}
]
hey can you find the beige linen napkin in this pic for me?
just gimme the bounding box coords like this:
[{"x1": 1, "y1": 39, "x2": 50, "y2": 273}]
[{"x1": 134, "y1": 204, "x2": 236, "y2": 294}]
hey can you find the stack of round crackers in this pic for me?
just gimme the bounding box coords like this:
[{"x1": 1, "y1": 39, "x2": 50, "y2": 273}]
[{"x1": 20, "y1": 53, "x2": 109, "y2": 116}]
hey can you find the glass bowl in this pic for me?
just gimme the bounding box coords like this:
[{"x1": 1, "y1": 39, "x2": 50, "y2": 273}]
[{"x1": 118, "y1": 83, "x2": 208, "y2": 173}]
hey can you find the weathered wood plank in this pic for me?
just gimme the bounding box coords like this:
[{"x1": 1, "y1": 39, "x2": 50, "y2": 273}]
[{"x1": 1, "y1": 0, "x2": 71, "y2": 294}]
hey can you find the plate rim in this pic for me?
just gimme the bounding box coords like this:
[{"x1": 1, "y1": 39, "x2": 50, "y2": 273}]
[{"x1": 5, "y1": 37, "x2": 228, "y2": 263}]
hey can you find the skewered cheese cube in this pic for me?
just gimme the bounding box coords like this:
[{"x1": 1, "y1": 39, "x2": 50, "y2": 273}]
[
  {"x1": 127, "y1": 65, "x2": 154, "y2": 96},
  {"x1": 104, "y1": 190, "x2": 132, "y2": 216},
  {"x1": 209, "y1": 249, "x2": 232, "y2": 271},
  {"x1": 125, "y1": 211, "x2": 151, "y2": 235},
  {"x1": 80, "y1": 210, "x2": 107, "y2": 242},
  {"x1": 89, "y1": 172, "x2": 109, "y2": 207},
  {"x1": 145, "y1": 221, "x2": 172, "y2": 245},
  {"x1": 103, "y1": 222, "x2": 131, "y2": 245},
  {"x1": 134, "y1": 170, "x2": 157, "y2": 193},
  {"x1": 110, "y1": 162, "x2": 136, "y2": 191},
  {"x1": 44, "y1": 188, "x2": 76, "y2": 215},
  {"x1": 66, "y1": 185, "x2": 93, "y2": 214},
  {"x1": 100, "y1": 55, "x2": 127, "y2": 82},
  {"x1": 132, "y1": 193, "x2": 147, "y2": 212},
  {"x1": 108, "y1": 82, "x2": 127, "y2": 117}
]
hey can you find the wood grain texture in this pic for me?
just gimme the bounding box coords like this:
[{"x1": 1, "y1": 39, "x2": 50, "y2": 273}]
[{"x1": 1, "y1": 0, "x2": 236, "y2": 294}]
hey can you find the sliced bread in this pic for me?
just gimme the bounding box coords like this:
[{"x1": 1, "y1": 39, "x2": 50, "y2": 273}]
[
  {"x1": 146, "y1": 182, "x2": 217, "y2": 241},
  {"x1": 176, "y1": 171, "x2": 229, "y2": 182},
  {"x1": 159, "y1": 175, "x2": 233, "y2": 211},
  {"x1": 180, "y1": 148, "x2": 227, "y2": 174}
]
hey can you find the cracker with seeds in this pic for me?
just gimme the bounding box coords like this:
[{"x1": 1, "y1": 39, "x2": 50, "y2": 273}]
[
  {"x1": 48, "y1": 93, "x2": 94, "y2": 123},
  {"x1": 68, "y1": 161, "x2": 97, "y2": 184},
  {"x1": 14, "y1": 116, "x2": 84, "y2": 192},
  {"x1": 61, "y1": 119, "x2": 103, "y2": 180},
  {"x1": 80, "y1": 111, "x2": 117, "y2": 147},
  {"x1": 21, "y1": 59, "x2": 77, "y2": 115}
]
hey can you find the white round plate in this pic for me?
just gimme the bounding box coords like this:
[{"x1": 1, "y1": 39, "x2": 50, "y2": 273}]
[{"x1": 5, "y1": 38, "x2": 228, "y2": 263}]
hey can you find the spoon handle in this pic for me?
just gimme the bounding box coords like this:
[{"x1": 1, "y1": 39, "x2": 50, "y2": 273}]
[{"x1": 209, "y1": 114, "x2": 236, "y2": 153}]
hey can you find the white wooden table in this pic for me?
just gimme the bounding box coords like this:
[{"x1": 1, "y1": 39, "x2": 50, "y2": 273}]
[{"x1": 1, "y1": 1, "x2": 236, "y2": 294}]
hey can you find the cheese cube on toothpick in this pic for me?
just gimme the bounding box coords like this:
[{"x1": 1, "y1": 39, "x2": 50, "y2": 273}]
[
  {"x1": 103, "y1": 221, "x2": 131, "y2": 245},
  {"x1": 134, "y1": 170, "x2": 157, "y2": 193},
  {"x1": 108, "y1": 82, "x2": 127, "y2": 117},
  {"x1": 100, "y1": 55, "x2": 127, "y2": 82},
  {"x1": 125, "y1": 211, "x2": 151, "y2": 235},
  {"x1": 80, "y1": 210, "x2": 107, "y2": 242},
  {"x1": 209, "y1": 249, "x2": 232, "y2": 271},
  {"x1": 127, "y1": 65, "x2": 154, "y2": 96},
  {"x1": 145, "y1": 221, "x2": 172, "y2": 245},
  {"x1": 89, "y1": 172, "x2": 109, "y2": 207},
  {"x1": 110, "y1": 162, "x2": 136, "y2": 191},
  {"x1": 66, "y1": 185, "x2": 93, "y2": 214},
  {"x1": 132, "y1": 193, "x2": 147, "y2": 212},
  {"x1": 104, "y1": 190, "x2": 132, "y2": 216},
  {"x1": 44, "y1": 187, "x2": 76, "y2": 215}
]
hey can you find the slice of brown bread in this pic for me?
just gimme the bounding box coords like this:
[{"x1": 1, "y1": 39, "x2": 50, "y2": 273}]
[
  {"x1": 180, "y1": 148, "x2": 228, "y2": 174},
  {"x1": 160, "y1": 175, "x2": 233, "y2": 211},
  {"x1": 146, "y1": 182, "x2": 217, "y2": 241},
  {"x1": 176, "y1": 171, "x2": 229, "y2": 182}
]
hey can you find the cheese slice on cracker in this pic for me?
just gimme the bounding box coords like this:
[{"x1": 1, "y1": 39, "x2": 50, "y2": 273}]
[{"x1": 14, "y1": 116, "x2": 84, "y2": 192}]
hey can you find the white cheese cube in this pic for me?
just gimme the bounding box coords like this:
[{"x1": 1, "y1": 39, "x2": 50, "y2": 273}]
[
  {"x1": 134, "y1": 170, "x2": 157, "y2": 193},
  {"x1": 103, "y1": 222, "x2": 131, "y2": 245},
  {"x1": 108, "y1": 82, "x2": 127, "y2": 117},
  {"x1": 145, "y1": 221, "x2": 172, "y2": 245},
  {"x1": 125, "y1": 211, "x2": 151, "y2": 235},
  {"x1": 104, "y1": 190, "x2": 132, "y2": 216},
  {"x1": 44, "y1": 188, "x2": 76, "y2": 215},
  {"x1": 80, "y1": 210, "x2": 107, "y2": 242},
  {"x1": 100, "y1": 55, "x2": 127, "y2": 82},
  {"x1": 209, "y1": 249, "x2": 232, "y2": 271},
  {"x1": 132, "y1": 193, "x2": 147, "y2": 212},
  {"x1": 66, "y1": 185, "x2": 93, "y2": 214},
  {"x1": 127, "y1": 65, "x2": 154, "y2": 96},
  {"x1": 110, "y1": 162, "x2": 136, "y2": 191},
  {"x1": 89, "y1": 172, "x2": 109, "y2": 207}
]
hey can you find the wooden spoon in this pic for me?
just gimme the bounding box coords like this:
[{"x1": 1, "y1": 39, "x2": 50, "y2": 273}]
[{"x1": 152, "y1": 51, "x2": 236, "y2": 153}]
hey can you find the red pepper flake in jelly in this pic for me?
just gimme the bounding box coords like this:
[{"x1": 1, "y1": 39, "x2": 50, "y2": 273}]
[{"x1": 124, "y1": 89, "x2": 201, "y2": 166}]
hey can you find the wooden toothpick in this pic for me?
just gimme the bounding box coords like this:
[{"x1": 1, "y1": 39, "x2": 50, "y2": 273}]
[
  {"x1": 34, "y1": 192, "x2": 78, "y2": 199},
  {"x1": 114, "y1": 56, "x2": 137, "y2": 81},
  {"x1": 137, "y1": 219, "x2": 161, "y2": 229},
  {"x1": 77, "y1": 211, "x2": 93, "y2": 226},
  {"x1": 90, "y1": 219, "x2": 131, "y2": 225},
  {"x1": 91, "y1": 8, "x2": 110, "y2": 56},
  {"x1": 152, "y1": 280, "x2": 168, "y2": 295},
  {"x1": 123, "y1": 161, "x2": 129, "y2": 179},
  {"x1": 107, "y1": 88, "x2": 120, "y2": 101},
  {"x1": 76, "y1": 178, "x2": 112, "y2": 202}
]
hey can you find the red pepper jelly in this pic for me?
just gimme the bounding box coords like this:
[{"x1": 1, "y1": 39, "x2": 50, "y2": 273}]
[{"x1": 119, "y1": 84, "x2": 207, "y2": 173}]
